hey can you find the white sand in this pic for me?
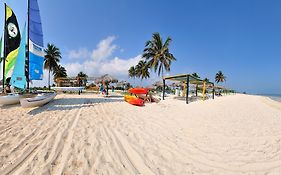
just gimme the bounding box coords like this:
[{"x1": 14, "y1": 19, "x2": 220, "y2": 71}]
[{"x1": 1, "y1": 93, "x2": 281, "y2": 175}]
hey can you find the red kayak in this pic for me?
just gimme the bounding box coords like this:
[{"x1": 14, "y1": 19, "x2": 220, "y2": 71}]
[
  {"x1": 128, "y1": 88, "x2": 148, "y2": 95},
  {"x1": 128, "y1": 98, "x2": 144, "y2": 106},
  {"x1": 124, "y1": 95, "x2": 144, "y2": 106}
]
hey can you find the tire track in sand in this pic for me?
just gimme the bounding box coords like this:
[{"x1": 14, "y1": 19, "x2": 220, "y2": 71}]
[
  {"x1": 99, "y1": 102, "x2": 155, "y2": 175},
  {"x1": 51, "y1": 106, "x2": 83, "y2": 175},
  {"x1": 0, "y1": 106, "x2": 82, "y2": 175}
]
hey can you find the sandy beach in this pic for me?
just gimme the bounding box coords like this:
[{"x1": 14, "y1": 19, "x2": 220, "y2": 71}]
[{"x1": 1, "y1": 94, "x2": 281, "y2": 175}]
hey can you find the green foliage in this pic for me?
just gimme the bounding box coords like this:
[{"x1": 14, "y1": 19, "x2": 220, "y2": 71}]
[
  {"x1": 77, "y1": 71, "x2": 88, "y2": 79},
  {"x1": 215, "y1": 71, "x2": 226, "y2": 83},
  {"x1": 44, "y1": 43, "x2": 62, "y2": 89},
  {"x1": 77, "y1": 71, "x2": 88, "y2": 85},
  {"x1": 203, "y1": 78, "x2": 209, "y2": 82},
  {"x1": 192, "y1": 72, "x2": 200, "y2": 79},
  {"x1": 44, "y1": 43, "x2": 61, "y2": 71},
  {"x1": 142, "y1": 32, "x2": 176, "y2": 77},
  {"x1": 53, "y1": 65, "x2": 67, "y2": 80},
  {"x1": 135, "y1": 60, "x2": 150, "y2": 80},
  {"x1": 128, "y1": 66, "x2": 136, "y2": 79}
]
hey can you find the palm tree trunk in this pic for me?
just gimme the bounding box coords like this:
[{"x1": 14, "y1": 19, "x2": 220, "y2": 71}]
[{"x1": 48, "y1": 69, "x2": 51, "y2": 90}]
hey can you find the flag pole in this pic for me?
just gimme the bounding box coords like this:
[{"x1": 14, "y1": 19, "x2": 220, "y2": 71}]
[{"x1": 2, "y1": 3, "x2": 7, "y2": 93}]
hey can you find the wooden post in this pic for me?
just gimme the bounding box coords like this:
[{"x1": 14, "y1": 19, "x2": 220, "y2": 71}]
[
  {"x1": 186, "y1": 75, "x2": 189, "y2": 104},
  {"x1": 106, "y1": 84, "x2": 109, "y2": 96},
  {"x1": 212, "y1": 83, "x2": 215, "y2": 99},
  {"x1": 162, "y1": 79, "x2": 165, "y2": 100},
  {"x1": 195, "y1": 85, "x2": 198, "y2": 96}
]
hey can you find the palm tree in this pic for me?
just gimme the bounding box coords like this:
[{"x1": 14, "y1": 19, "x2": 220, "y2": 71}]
[
  {"x1": 128, "y1": 66, "x2": 137, "y2": 84},
  {"x1": 53, "y1": 65, "x2": 67, "y2": 81},
  {"x1": 77, "y1": 71, "x2": 88, "y2": 86},
  {"x1": 135, "y1": 60, "x2": 150, "y2": 81},
  {"x1": 215, "y1": 71, "x2": 226, "y2": 84},
  {"x1": 44, "y1": 43, "x2": 62, "y2": 90},
  {"x1": 142, "y1": 32, "x2": 176, "y2": 77}
]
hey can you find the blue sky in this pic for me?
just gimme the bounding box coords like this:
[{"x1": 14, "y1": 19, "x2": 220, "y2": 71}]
[{"x1": 1, "y1": 0, "x2": 281, "y2": 94}]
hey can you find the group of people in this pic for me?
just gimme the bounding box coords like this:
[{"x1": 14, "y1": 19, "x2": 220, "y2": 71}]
[
  {"x1": 99, "y1": 84, "x2": 106, "y2": 95},
  {"x1": 99, "y1": 84, "x2": 115, "y2": 95}
]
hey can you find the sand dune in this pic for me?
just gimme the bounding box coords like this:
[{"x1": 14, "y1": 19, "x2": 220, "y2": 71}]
[{"x1": 1, "y1": 94, "x2": 281, "y2": 174}]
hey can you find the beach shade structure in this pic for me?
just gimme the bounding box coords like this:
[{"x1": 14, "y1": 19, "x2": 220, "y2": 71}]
[
  {"x1": 163, "y1": 74, "x2": 215, "y2": 104},
  {"x1": 95, "y1": 74, "x2": 118, "y2": 96},
  {"x1": 214, "y1": 86, "x2": 234, "y2": 95}
]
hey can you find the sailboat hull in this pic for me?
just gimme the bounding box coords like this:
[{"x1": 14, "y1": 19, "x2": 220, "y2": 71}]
[
  {"x1": 20, "y1": 92, "x2": 56, "y2": 108},
  {"x1": 0, "y1": 94, "x2": 20, "y2": 105}
]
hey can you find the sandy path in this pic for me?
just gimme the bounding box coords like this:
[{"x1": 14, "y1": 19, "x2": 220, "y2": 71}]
[{"x1": 1, "y1": 94, "x2": 281, "y2": 175}]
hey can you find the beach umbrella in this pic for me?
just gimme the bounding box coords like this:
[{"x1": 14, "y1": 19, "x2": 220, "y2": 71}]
[{"x1": 95, "y1": 74, "x2": 118, "y2": 95}]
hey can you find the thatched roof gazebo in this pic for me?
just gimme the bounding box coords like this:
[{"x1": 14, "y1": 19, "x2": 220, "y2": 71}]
[
  {"x1": 95, "y1": 74, "x2": 118, "y2": 96},
  {"x1": 163, "y1": 74, "x2": 215, "y2": 104}
]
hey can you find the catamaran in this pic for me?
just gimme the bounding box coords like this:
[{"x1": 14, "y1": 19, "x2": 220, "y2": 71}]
[
  {"x1": 1, "y1": 0, "x2": 56, "y2": 107},
  {"x1": 19, "y1": 0, "x2": 56, "y2": 108},
  {"x1": 0, "y1": 4, "x2": 21, "y2": 105}
]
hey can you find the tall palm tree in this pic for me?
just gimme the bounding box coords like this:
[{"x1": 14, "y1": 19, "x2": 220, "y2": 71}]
[
  {"x1": 142, "y1": 32, "x2": 176, "y2": 77},
  {"x1": 53, "y1": 65, "x2": 67, "y2": 81},
  {"x1": 135, "y1": 60, "x2": 150, "y2": 80},
  {"x1": 44, "y1": 43, "x2": 61, "y2": 90},
  {"x1": 215, "y1": 71, "x2": 226, "y2": 84}
]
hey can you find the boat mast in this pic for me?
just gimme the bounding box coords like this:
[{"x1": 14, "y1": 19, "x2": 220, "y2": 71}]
[
  {"x1": 2, "y1": 3, "x2": 7, "y2": 93},
  {"x1": 26, "y1": 0, "x2": 30, "y2": 90}
]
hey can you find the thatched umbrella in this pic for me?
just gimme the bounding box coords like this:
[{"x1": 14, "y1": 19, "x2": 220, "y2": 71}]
[{"x1": 95, "y1": 74, "x2": 118, "y2": 95}]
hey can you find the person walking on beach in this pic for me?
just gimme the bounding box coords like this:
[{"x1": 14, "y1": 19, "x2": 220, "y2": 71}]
[{"x1": 99, "y1": 84, "x2": 104, "y2": 94}]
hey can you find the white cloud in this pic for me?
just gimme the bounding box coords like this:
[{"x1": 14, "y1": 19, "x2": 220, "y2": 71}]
[
  {"x1": 91, "y1": 36, "x2": 117, "y2": 61},
  {"x1": 64, "y1": 55, "x2": 142, "y2": 78},
  {"x1": 63, "y1": 36, "x2": 142, "y2": 79},
  {"x1": 66, "y1": 48, "x2": 91, "y2": 60},
  {"x1": 99, "y1": 56, "x2": 141, "y2": 76}
]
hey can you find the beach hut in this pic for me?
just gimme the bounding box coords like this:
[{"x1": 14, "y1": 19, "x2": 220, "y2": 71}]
[{"x1": 162, "y1": 74, "x2": 215, "y2": 104}]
